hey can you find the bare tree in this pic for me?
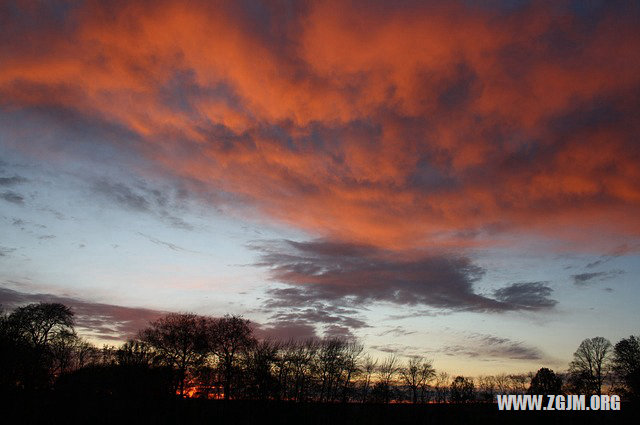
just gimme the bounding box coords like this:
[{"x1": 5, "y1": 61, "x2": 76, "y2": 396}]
[
  {"x1": 341, "y1": 341, "x2": 364, "y2": 402},
  {"x1": 478, "y1": 375, "x2": 497, "y2": 401},
  {"x1": 417, "y1": 359, "x2": 436, "y2": 403},
  {"x1": 360, "y1": 355, "x2": 377, "y2": 403},
  {"x1": 49, "y1": 331, "x2": 98, "y2": 376},
  {"x1": 434, "y1": 371, "x2": 449, "y2": 403},
  {"x1": 279, "y1": 339, "x2": 318, "y2": 401},
  {"x1": 569, "y1": 336, "x2": 612, "y2": 395},
  {"x1": 317, "y1": 338, "x2": 346, "y2": 402},
  {"x1": 377, "y1": 354, "x2": 398, "y2": 403},
  {"x1": 509, "y1": 373, "x2": 530, "y2": 395},
  {"x1": 401, "y1": 357, "x2": 422, "y2": 403},
  {"x1": 140, "y1": 313, "x2": 208, "y2": 396},
  {"x1": 273, "y1": 340, "x2": 293, "y2": 401},
  {"x1": 243, "y1": 339, "x2": 280, "y2": 400},
  {"x1": 494, "y1": 373, "x2": 511, "y2": 394},
  {"x1": 207, "y1": 314, "x2": 256, "y2": 400},
  {"x1": 116, "y1": 339, "x2": 155, "y2": 367}
]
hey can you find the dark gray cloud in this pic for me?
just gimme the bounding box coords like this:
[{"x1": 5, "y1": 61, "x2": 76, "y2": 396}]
[
  {"x1": 493, "y1": 282, "x2": 558, "y2": 310},
  {"x1": 572, "y1": 270, "x2": 625, "y2": 286},
  {"x1": 0, "y1": 286, "x2": 165, "y2": 341},
  {"x1": 253, "y1": 240, "x2": 558, "y2": 338},
  {"x1": 0, "y1": 175, "x2": 28, "y2": 186},
  {"x1": 1, "y1": 190, "x2": 24, "y2": 205},
  {"x1": 253, "y1": 239, "x2": 557, "y2": 313},
  {"x1": 442, "y1": 333, "x2": 543, "y2": 361}
]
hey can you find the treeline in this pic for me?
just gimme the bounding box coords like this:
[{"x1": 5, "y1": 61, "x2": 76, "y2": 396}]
[{"x1": 1, "y1": 303, "x2": 639, "y2": 403}]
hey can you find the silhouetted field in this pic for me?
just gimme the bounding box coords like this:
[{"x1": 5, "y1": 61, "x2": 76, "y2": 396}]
[{"x1": 3, "y1": 394, "x2": 636, "y2": 425}]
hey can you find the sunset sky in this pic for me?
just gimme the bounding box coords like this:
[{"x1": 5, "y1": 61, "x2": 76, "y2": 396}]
[{"x1": 1, "y1": 0, "x2": 639, "y2": 376}]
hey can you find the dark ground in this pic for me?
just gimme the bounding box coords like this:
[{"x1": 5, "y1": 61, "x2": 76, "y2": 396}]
[{"x1": 3, "y1": 394, "x2": 636, "y2": 425}]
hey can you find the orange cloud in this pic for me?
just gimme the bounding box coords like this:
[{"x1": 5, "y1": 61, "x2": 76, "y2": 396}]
[{"x1": 1, "y1": 0, "x2": 639, "y2": 252}]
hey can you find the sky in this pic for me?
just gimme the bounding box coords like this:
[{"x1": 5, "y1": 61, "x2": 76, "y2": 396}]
[{"x1": 1, "y1": 0, "x2": 639, "y2": 376}]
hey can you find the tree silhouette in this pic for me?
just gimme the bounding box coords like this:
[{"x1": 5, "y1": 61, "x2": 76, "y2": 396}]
[
  {"x1": 569, "y1": 336, "x2": 611, "y2": 395},
  {"x1": 49, "y1": 330, "x2": 97, "y2": 376},
  {"x1": 243, "y1": 339, "x2": 280, "y2": 400},
  {"x1": 450, "y1": 376, "x2": 474, "y2": 403},
  {"x1": 277, "y1": 339, "x2": 318, "y2": 401},
  {"x1": 477, "y1": 376, "x2": 496, "y2": 402},
  {"x1": 417, "y1": 359, "x2": 436, "y2": 403},
  {"x1": 376, "y1": 354, "x2": 398, "y2": 403},
  {"x1": 509, "y1": 374, "x2": 530, "y2": 395},
  {"x1": 433, "y1": 372, "x2": 450, "y2": 403},
  {"x1": 401, "y1": 357, "x2": 435, "y2": 404},
  {"x1": 360, "y1": 355, "x2": 377, "y2": 403},
  {"x1": 401, "y1": 357, "x2": 422, "y2": 404},
  {"x1": 612, "y1": 335, "x2": 640, "y2": 400},
  {"x1": 493, "y1": 373, "x2": 510, "y2": 394},
  {"x1": 340, "y1": 341, "x2": 363, "y2": 402},
  {"x1": 528, "y1": 368, "x2": 562, "y2": 395},
  {"x1": 116, "y1": 339, "x2": 155, "y2": 367},
  {"x1": 207, "y1": 314, "x2": 256, "y2": 400},
  {"x1": 140, "y1": 313, "x2": 208, "y2": 396},
  {"x1": 8, "y1": 303, "x2": 74, "y2": 349},
  {"x1": 0, "y1": 302, "x2": 76, "y2": 391},
  {"x1": 16, "y1": 301, "x2": 640, "y2": 409},
  {"x1": 317, "y1": 338, "x2": 351, "y2": 402}
]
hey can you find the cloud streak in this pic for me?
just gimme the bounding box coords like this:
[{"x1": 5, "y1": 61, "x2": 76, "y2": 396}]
[
  {"x1": 1, "y1": 191, "x2": 24, "y2": 205},
  {"x1": 572, "y1": 270, "x2": 625, "y2": 286},
  {"x1": 0, "y1": 176, "x2": 27, "y2": 186},
  {"x1": 92, "y1": 178, "x2": 194, "y2": 230},
  {"x1": 136, "y1": 232, "x2": 199, "y2": 254},
  {"x1": 0, "y1": 246, "x2": 16, "y2": 257},
  {"x1": 442, "y1": 333, "x2": 544, "y2": 361}
]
